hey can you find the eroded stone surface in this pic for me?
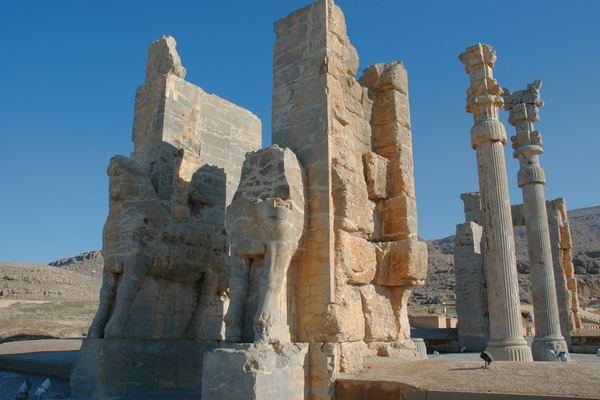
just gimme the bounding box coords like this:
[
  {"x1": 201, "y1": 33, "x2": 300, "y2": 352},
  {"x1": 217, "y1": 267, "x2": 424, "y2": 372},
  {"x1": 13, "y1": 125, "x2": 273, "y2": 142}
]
[
  {"x1": 272, "y1": 2, "x2": 426, "y2": 398},
  {"x1": 201, "y1": 343, "x2": 308, "y2": 400},
  {"x1": 225, "y1": 145, "x2": 305, "y2": 344},
  {"x1": 73, "y1": 35, "x2": 261, "y2": 398},
  {"x1": 504, "y1": 80, "x2": 568, "y2": 360},
  {"x1": 460, "y1": 43, "x2": 532, "y2": 361}
]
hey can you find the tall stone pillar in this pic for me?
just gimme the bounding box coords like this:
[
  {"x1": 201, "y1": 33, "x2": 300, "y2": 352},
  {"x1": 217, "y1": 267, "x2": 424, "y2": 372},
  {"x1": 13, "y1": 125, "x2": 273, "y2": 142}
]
[
  {"x1": 459, "y1": 44, "x2": 532, "y2": 361},
  {"x1": 503, "y1": 81, "x2": 568, "y2": 360}
]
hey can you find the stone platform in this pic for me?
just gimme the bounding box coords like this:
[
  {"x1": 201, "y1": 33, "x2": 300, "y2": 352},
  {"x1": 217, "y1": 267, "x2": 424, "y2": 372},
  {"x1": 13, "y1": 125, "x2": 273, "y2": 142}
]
[
  {"x1": 336, "y1": 357, "x2": 600, "y2": 400},
  {"x1": 202, "y1": 343, "x2": 308, "y2": 400},
  {"x1": 0, "y1": 338, "x2": 81, "y2": 379},
  {"x1": 71, "y1": 338, "x2": 215, "y2": 398}
]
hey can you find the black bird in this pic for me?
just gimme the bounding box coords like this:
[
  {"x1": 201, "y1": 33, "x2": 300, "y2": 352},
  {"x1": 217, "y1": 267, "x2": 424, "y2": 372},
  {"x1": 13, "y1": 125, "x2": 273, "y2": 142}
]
[{"x1": 480, "y1": 351, "x2": 493, "y2": 368}]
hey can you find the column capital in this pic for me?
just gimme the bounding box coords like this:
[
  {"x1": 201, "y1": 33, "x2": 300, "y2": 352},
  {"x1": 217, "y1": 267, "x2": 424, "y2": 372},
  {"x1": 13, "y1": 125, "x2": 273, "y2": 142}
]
[
  {"x1": 503, "y1": 80, "x2": 545, "y2": 152},
  {"x1": 459, "y1": 43, "x2": 504, "y2": 118}
]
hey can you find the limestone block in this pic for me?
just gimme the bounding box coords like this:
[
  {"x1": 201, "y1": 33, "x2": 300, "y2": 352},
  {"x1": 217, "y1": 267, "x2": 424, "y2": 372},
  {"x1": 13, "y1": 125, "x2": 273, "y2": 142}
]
[
  {"x1": 359, "y1": 285, "x2": 399, "y2": 342},
  {"x1": 412, "y1": 338, "x2": 427, "y2": 359},
  {"x1": 335, "y1": 230, "x2": 377, "y2": 284},
  {"x1": 387, "y1": 147, "x2": 415, "y2": 197},
  {"x1": 372, "y1": 122, "x2": 412, "y2": 157},
  {"x1": 374, "y1": 239, "x2": 427, "y2": 287},
  {"x1": 308, "y1": 342, "x2": 340, "y2": 400},
  {"x1": 339, "y1": 341, "x2": 368, "y2": 373},
  {"x1": 372, "y1": 91, "x2": 411, "y2": 128},
  {"x1": 360, "y1": 62, "x2": 408, "y2": 95},
  {"x1": 146, "y1": 35, "x2": 186, "y2": 80},
  {"x1": 201, "y1": 343, "x2": 308, "y2": 400},
  {"x1": 71, "y1": 338, "x2": 213, "y2": 397},
  {"x1": 307, "y1": 283, "x2": 365, "y2": 342},
  {"x1": 332, "y1": 160, "x2": 374, "y2": 234},
  {"x1": 378, "y1": 195, "x2": 418, "y2": 241},
  {"x1": 362, "y1": 152, "x2": 388, "y2": 200}
]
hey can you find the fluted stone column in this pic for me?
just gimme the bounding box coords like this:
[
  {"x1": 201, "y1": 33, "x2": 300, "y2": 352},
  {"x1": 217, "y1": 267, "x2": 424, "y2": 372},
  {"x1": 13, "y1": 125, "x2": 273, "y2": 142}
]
[
  {"x1": 459, "y1": 43, "x2": 532, "y2": 361},
  {"x1": 503, "y1": 81, "x2": 568, "y2": 360}
]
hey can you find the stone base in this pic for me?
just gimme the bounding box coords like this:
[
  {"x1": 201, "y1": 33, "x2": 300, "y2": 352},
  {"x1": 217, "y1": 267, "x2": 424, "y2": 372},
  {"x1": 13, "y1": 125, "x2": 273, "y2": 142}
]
[
  {"x1": 486, "y1": 339, "x2": 533, "y2": 361},
  {"x1": 531, "y1": 336, "x2": 569, "y2": 361},
  {"x1": 201, "y1": 342, "x2": 308, "y2": 400},
  {"x1": 70, "y1": 338, "x2": 216, "y2": 398},
  {"x1": 412, "y1": 338, "x2": 427, "y2": 359}
]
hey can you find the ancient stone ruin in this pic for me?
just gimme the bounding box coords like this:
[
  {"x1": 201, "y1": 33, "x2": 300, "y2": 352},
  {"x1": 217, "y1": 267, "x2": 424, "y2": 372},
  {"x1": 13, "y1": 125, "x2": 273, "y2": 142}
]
[
  {"x1": 71, "y1": 1, "x2": 427, "y2": 398},
  {"x1": 456, "y1": 48, "x2": 581, "y2": 361},
  {"x1": 459, "y1": 43, "x2": 533, "y2": 362},
  {"x1": 455, "y1": 193, "x2": 582, "y2": 353},
  {"x1": 71, "y1": 35, "x2": 262, "y2": 396}
]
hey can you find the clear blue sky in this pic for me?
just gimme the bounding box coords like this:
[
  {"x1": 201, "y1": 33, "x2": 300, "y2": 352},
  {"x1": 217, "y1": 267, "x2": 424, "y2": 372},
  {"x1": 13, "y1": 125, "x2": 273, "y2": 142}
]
[{"x1": 1, "y1": 1, "x2": 599, "y2": 263}]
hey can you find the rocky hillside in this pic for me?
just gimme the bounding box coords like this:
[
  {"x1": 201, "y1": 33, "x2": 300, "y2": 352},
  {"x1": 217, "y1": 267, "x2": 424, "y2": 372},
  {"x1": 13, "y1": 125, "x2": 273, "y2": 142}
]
[
  {"x1": 0, "y1": 262, "x2": 100, "y2": 301},
  {"x1": 412, "y1": 206, "x2": 600, "y2": 308},
  {"x1": 49, "y1": 250, "x2": 103, "y2": 278}
]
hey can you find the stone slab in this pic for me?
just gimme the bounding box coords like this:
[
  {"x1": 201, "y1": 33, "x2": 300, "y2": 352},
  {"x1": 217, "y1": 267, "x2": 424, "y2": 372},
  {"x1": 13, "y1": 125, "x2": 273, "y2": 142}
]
[
  {"x1": 71, "y1": 338, "x2": 215, "y2": 398},
  {"x1": 201, "y1": 342, "x2": 308, "y2": 400}
]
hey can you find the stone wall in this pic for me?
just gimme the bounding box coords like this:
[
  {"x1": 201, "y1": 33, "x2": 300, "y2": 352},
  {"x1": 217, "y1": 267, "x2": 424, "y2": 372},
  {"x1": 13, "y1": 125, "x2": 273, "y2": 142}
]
[{"x1": 272, "y1": 1, "x2": 426, "y2": 398}]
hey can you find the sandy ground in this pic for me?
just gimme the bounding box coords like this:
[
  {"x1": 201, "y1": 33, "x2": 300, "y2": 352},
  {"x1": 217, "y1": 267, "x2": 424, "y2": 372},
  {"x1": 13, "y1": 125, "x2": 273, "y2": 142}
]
[
  {"x1": 0, "y1": 300, "x2": 97, "y2": 342},
  {"x1": 339, "y1": 356, "x2": 600, "y2": 399},
  {"x1": 0, "y1": 300, "x2": 49, "y2": 308}
]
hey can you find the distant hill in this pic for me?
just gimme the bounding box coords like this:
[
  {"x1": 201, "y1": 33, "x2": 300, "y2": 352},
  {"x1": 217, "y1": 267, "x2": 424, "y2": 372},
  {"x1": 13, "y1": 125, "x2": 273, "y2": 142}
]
[
  {"x1": 0, "y1": 262, "x2": 100, "y2": 301},
  {"x1": 2, "y1": 207, "x2": 598, "y2": 308},
  {"x1": 412, "y1": 205, "x2": 600, "y2": 308},
  {"x1": 48, "y1": 250, "x2": 103, "y2": 278}
]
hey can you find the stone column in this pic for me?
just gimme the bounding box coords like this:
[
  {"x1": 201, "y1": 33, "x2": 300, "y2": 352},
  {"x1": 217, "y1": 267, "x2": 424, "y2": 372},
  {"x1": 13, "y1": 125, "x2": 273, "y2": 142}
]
[
  {"x1": 503, "y1": 81, "x2": 568, "y2": 360},
  {"x1": 459, "y1": 43, "x2": 532, "y2": 361}
]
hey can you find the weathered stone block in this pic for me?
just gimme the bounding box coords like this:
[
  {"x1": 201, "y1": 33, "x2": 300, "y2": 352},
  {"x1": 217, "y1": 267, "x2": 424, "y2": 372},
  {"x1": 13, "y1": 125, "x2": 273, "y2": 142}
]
[
  {"x1": 362, "y1": 152, "x2": 388, "y2": 200},
  {"x1": 309, "y1": 283, "x2": 365, "y2": 342},
  {"x1": 201, "y1": 343, "x2": 308, "y2": 400},
  {"x1": 378, "y1": 195, "x2": 418, "y2": 241},
  {"x1": 332, "y1": 160, "x2": 374, "y2": 234},
  {"x1": 339, "y1": 341, "x2": 367, "y2": 373},
  {"x1": 374, "y1": 239, "x2": 427, "y2": 286},
  {"x1": 71, "y1": 338, "x2": 213, "y2": 398},
  {"x1": 360, "y1": 62, "x2": 408, "y2": 95},
  {"x1": 335, "y1": 230, "x2": 377, "y2": 284},
  {"x1": 359, "y1": 285, "x2": 398, "y2": 342}
]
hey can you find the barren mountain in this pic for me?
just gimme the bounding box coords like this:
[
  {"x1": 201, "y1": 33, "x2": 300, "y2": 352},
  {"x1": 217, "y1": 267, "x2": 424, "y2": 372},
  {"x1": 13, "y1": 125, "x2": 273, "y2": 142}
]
[
  {"x1": 0, "y1": 262, "x2": 100, "y2": 301},
  {"x1": 412, "y1": 205, "x2": 600, "y2": 308}
]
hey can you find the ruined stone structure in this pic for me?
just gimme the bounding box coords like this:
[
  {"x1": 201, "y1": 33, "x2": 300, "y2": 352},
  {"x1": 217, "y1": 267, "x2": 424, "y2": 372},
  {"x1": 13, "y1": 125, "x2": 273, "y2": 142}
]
[
  {"x1": 503, "y1": 80, "x2": 568, "y2": 360},
  {"x1": 455, "y1": 193, "x2": 582, "y2": 352},
  {"x1": 454, "y1": 192, "x2": 488, "y2": 351},
  {"x1": 271, "y1": 2, "x2": 427, "y2": 398},
  {"x1": 546, "y1": 199, "x2": 583, "y2": 340},
  {"x1": 72, "y1": 1, "x2": 426, "y2": 398},
  {"x1": 459, "y1": 43, "x2": 533, "y2": 361},
  {"x1": 71, "y1": 36, "x2": 262, "y2": 397}
]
